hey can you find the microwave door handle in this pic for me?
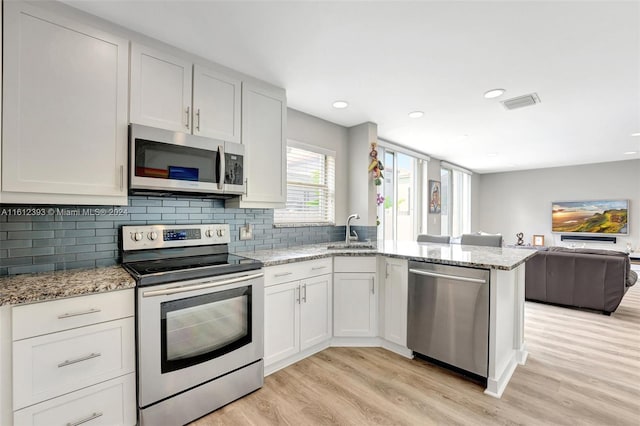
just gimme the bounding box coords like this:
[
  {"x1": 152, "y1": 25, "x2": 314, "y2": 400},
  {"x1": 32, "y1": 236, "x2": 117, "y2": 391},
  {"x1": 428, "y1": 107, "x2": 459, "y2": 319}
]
[{"x1": 217, "y1": 145, "x2": 225, "y2": 190}]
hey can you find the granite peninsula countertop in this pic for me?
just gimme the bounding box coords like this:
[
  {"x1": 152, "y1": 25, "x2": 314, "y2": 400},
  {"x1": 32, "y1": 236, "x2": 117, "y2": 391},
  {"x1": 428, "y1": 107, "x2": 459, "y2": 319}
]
[
  {"x1": 238, "y1": 240, "x2": 538, "y2": 271},
  {"x1": 0, "y1": 265, "x2": 135, "y2": 306},
  {"x1": 0, "y1": 242, "x2": 536, "y2": 307}
]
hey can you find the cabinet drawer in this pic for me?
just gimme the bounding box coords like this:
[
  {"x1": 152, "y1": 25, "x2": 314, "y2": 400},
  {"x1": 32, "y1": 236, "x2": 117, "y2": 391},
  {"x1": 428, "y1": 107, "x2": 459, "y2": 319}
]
[
  {"x1": 334, "y1": 256, "x2": 377, "y2": 273},
  {"x1": 13, "y1": 289, "x2": 134, "y2": 340},
  {"x1": 13, "y1": 317, "x2": 135, "y2": 410},
  {"x1": 265, "y1": 258, "x2": 333, "y2": 286},
  {"x1": 13, "y1": 373, "x2": 136, "y2": 426}
]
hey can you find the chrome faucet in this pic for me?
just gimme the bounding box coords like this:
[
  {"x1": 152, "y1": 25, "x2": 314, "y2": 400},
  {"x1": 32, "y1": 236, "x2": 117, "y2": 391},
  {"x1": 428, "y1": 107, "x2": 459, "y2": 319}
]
[{"x1": 346, "y1": 213, "x2": 360, "y2": 244}]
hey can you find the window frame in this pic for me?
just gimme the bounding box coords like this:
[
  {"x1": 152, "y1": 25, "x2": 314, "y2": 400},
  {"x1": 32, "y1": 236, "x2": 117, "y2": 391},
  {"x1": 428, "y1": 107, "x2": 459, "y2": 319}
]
[{"x1": 274, "y1": 140, "x2": 336, "y2": 227}]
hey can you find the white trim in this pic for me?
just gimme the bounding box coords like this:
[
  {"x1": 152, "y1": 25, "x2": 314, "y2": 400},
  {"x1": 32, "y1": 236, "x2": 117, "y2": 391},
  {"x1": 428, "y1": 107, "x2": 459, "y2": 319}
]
[
  {"x1": 440, "y1": 161, "x2": 473, "y2": 175},
  {"x1": 287, "y1": 139, "x2": 336, "y2": 158},
  {"x1": 378, "y1": 139, "x2": 431, "y2": 162}
]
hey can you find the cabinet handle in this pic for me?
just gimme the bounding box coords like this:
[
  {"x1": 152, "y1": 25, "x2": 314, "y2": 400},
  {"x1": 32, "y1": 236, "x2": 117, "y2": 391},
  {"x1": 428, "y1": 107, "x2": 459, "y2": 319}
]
[
  {"x1": 302, "y1": 284, "x2": 307, "y2": 303},
  {"x1": 58, "y1": 352, "x2": 101, "y2": 368},
  {"x1": 185, "y1": 106, "x2": 190, "y2": 129},
  {"x1": 371, "y1": 277, "x2": 375, "y2": 295},
  {"x1": 295, "y1": 287, "x2": 300, "y2": 304},
  {"x1": 57, "y1": 308, "x2": 101, "y2": 319},
  {"x1": 196, "y1": 108, "x2": 201, "y2": 131},
  {"x1": 245, "y1": 178, "x2": 248, "y2": 195},
  {"x1": 311, "y1": 266, "x2": 327, "y2": 271},
  {"x1": 66, "y1": 412, "x2": 103, "y2": 426},
  {"x1": 119, "y1": 165, "x2": 124, "y2": 191},
  {"x1": 274, "y1": 272, "x2": 292, "y2": 277}
]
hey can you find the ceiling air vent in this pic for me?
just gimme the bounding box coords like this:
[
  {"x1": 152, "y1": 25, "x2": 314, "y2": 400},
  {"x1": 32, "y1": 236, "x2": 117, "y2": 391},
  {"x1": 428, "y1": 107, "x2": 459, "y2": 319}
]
[{"x1": 501, "y1": 93, "x2": 541, "y2": 110}]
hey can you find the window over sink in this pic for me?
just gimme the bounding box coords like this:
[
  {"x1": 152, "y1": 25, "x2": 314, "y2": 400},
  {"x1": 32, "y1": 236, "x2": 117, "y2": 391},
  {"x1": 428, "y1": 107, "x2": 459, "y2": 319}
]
[{"x1": 274, "y1": 141, "x2": 336, "y2": 225}]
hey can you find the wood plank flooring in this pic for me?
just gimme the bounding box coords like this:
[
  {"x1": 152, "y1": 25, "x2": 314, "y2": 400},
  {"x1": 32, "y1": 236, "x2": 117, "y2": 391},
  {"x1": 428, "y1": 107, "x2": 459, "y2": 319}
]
[{"x1": 193, "y1": 285, "x2": 640, "y2": 425}]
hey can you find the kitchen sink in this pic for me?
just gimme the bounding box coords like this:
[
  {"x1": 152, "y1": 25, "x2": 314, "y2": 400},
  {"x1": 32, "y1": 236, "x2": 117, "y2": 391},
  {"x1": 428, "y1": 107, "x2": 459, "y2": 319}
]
[{"x1": 327, "y1": 242, "x2": 377, "y2": 250}]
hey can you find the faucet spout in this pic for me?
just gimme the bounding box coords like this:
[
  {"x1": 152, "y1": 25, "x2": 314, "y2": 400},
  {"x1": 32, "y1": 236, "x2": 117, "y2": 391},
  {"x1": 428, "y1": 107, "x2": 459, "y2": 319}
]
[{"x1": 346, "y1": 213, "x2": 360, "y2": 244}]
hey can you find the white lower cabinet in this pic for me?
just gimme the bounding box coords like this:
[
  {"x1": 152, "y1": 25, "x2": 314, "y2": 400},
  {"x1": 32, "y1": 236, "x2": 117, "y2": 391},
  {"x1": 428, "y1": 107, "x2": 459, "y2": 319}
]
[
  {"x1": 264, "y1": 259, "x2": 332, "y2": 372},
  {"x1": 13, "y1": 374, "x2": 135, "y2": 426},
  {"x1": 11, "y1": 289, "x2": 135, "y2": 426},
  {"x1": 333, "y1": 257, "x2": 378, "y2": 337},
  {"x1": 264, "y1": 281, "x2": 300, "y2": 365},
  {"x1": 382, "y1": 257, "x2": 409, "y2": 347}
]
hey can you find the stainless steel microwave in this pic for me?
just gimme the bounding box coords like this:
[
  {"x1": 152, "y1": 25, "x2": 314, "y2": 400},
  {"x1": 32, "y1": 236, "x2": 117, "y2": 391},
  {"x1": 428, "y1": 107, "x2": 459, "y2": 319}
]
[{"x1": 129, "y1": 124, "x2": 245, "y2": 196}]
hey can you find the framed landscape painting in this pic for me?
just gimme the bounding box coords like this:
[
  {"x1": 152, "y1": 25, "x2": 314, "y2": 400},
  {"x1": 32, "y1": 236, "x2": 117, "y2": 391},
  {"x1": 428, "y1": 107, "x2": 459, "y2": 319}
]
[{"x1": 551, "y1": 200, "x2": 629, "y2": 235}]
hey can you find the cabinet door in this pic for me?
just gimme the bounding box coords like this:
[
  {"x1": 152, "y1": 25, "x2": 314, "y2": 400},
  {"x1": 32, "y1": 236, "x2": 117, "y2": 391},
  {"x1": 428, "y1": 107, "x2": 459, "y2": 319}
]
[
  {"x1": 300, "y1": 274, "x2": 332, "y2": 351},
  {"x1": 264, "y1": 281, "x2": 300, "y2": 366},
  {"x1": 193, "y1": 65, "x2": 241, "y2": 142},
  {"x1": 2, "y1": 2, "x2": 128, "y2": 203},
  {"x1": 13, "y1": 374, "x2": 136, "y2": 426},
  {"x1": 383, "y1": 258, "x2": 409, "y2": 346},
  {"x1": 13, "y1": 318, "x2": 135, "y2": 410},
  {"x1": 238, "y1": 83, "x2": 286, "y2": 207},
  {"x1": 333, "y1": 273, "x2": 377, "y2": 337},
  {"x1": 130, "y1": 44, "x2": 192, "y2": 132}
]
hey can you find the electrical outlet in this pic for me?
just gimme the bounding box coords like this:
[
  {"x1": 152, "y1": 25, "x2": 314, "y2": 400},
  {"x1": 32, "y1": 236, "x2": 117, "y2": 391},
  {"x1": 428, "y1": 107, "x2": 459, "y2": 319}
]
[{"x1": 239, "y1": 224, "x2": 253, "y2": 240}]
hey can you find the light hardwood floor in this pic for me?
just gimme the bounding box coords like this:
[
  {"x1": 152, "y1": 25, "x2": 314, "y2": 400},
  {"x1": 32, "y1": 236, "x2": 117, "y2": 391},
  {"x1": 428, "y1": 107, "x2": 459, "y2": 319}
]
[{"x1": 193, "y1": 285, "x2": 640, "y2": 425}]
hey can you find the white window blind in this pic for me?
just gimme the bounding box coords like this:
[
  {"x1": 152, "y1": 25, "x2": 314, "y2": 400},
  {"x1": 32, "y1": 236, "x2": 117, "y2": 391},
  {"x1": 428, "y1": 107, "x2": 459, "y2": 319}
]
[{"x1": 274, "y1": 142, "x2": 336, "y2": 224}]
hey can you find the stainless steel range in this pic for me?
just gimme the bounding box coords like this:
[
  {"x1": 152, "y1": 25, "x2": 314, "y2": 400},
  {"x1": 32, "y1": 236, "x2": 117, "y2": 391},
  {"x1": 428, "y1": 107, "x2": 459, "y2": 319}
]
[{"x1": 121, "y1": 224, "x2": 264, "y2": 426}]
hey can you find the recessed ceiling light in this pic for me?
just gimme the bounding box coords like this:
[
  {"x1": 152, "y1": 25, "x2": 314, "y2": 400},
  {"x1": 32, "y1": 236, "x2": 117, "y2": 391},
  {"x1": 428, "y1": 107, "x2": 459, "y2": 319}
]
[
  {"x1": 624, "y1": 151, "x2": 638, "y2": 155},
  {"x1": 484, "y1": 89, "x2": 505, "y2": 99},
  {"x1": 631, "y1": 132, "x2": 640, "y2": 137},
  {"x1": 408, "y1": 111, "x2": 424, "y2": 118},
  {"x1": 332, "y1": 100, "x2": 348, "y2": 109},
  {"x1": 487, "y1": 153, "x2": 498, "y2": 157}
]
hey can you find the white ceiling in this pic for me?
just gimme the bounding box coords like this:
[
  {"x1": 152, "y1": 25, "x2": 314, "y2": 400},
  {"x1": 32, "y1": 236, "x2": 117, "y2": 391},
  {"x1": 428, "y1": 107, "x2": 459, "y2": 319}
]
[{"x1": 63, "y1": 0, "x2": 640, "y2": 173}]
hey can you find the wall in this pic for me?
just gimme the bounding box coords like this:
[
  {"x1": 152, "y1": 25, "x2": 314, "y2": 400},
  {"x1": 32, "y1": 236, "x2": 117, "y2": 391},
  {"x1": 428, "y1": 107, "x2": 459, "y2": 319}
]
[
  {"x1": 348, "y1": 122, "x2": 378, "y2": 227},
  {"x1": 0, "y1": 196, "x2": 348, "y2": 276},
  {"x1": 287, "y1": 108, "x2": 349, "y2": 224},
  {"x1": 477, "y1": 159, "x2": 640, "y2": 250}
]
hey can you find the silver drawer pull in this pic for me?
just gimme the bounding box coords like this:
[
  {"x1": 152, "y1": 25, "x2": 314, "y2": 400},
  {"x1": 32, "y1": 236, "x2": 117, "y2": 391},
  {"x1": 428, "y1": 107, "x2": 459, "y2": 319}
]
[
  {"x1": 58, "y1": 352, "x2": 101, "y2": 368},
  {"x1": 311, "y1": 266, "x2": 327, "y2": 270},
  {"x1": 67, "y1": 412, "x2": 103, "y2": 426},
  {"x1": 58, "y1": 308, "x2": 101, "y2": 319},
  {"x1": 274, "y1": 272, "x2": 292, "y2": 277}
]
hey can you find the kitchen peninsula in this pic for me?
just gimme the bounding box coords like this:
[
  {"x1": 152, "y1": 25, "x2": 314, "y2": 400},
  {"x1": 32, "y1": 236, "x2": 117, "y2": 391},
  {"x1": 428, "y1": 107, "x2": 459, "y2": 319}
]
[{"x1": 244, "y1": 240, "x2": 537, "y2": 398}]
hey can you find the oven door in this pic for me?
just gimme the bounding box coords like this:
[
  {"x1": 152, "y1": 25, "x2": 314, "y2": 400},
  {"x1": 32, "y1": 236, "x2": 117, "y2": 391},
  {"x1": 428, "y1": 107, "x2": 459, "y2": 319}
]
[
  {"x1": 130, "y1": 124, "x2": 224, "y2": 194},
  {"x1": 137, "y1": 270, "x2": 264, "y2": 408}
]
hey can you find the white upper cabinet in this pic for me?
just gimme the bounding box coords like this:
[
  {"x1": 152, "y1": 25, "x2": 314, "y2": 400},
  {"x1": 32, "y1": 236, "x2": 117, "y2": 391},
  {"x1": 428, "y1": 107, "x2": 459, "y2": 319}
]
[
  {"x1": 130, "y1": 45, "x2": 241, "y2": 143},
  {"x1": 2, "y1": 1, "x2": 129, "y2": 205},
  {"x1": 193, "y1": 65, "x2": 241, "y2": 142},
  {"x1": 227, "y1": 83, "x2": 286, "y2": 208},
  {"x1": 130, "y1": 44, "x2": 193, "y2": 133}
]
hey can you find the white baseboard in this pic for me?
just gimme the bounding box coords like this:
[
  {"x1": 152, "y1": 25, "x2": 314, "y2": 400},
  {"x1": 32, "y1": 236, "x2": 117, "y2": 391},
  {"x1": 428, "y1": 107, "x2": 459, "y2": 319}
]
[
  {"x1": 484, "y1": 355, "x2": 518, "y2": 398},
  {"x1": 380, "y1": 340, "x2": 413, "y2": 359},
  {"x1": 264, "y1": 341, "x2": 331, "y2": 376}
]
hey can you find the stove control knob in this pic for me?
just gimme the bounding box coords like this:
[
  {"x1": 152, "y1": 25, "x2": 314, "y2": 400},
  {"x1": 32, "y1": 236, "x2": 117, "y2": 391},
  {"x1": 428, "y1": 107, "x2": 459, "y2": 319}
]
[
  {"x1": 148, "y1": 232, "x2": 158, "y2": 241},
  {"x1": 217, "y1": 228, "x2": 225, "y2": 237},
  {"x1": 205, "y1": 229, "x2": 214, "y2": 238},
  {"x1": 131, "y1": 232, "x2": 143, "y2": 242}
]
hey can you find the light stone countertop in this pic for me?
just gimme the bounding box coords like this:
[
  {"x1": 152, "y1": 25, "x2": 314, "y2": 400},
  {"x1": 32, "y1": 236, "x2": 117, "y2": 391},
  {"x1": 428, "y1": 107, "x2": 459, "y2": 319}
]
[
  {"x1": 0, "y1": 241, "x2": 537, "y2": 307},
  {"x1": 238, "y1": 240, "x2": 538, "y2": 270},
  {"x1": 0, "y1": 265, "x2": 136, "y2": 306}
]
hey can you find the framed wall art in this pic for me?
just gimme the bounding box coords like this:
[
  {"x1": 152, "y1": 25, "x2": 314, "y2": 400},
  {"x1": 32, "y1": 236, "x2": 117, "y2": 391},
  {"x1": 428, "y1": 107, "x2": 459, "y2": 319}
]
[{"x1": 428, "y1": 180, "x2": 441, "y2": 214}]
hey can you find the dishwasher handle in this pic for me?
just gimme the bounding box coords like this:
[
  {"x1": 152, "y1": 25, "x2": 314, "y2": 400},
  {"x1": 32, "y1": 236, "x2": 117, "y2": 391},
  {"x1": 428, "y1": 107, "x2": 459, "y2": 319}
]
[{"x1": 409, "y1": 268, "x2": 487, "y2": 284}]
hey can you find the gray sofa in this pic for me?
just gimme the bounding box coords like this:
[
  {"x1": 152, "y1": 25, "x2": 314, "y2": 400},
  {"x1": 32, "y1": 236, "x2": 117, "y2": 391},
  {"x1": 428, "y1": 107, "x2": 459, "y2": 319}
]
[{"x1": 525, "y1": 247, "x2": 638, "y2": 314}]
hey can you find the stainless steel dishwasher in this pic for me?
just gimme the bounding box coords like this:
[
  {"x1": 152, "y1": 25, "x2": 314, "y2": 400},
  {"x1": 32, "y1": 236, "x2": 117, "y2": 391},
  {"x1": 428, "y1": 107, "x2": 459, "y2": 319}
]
[{"x1": 407, "y1": 261, "x2": 490, "y2": 378}]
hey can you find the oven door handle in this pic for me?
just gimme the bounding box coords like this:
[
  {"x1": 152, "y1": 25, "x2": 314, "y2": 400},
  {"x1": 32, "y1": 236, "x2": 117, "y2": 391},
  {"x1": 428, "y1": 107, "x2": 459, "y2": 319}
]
[{"x1": 142, "y1": 272, "x2": 264, "y2": 297}]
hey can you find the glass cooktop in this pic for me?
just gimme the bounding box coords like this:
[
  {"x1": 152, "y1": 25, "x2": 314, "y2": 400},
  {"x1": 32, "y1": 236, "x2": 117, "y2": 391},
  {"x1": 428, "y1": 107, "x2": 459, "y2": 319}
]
[{"x1": 124, "y1": 253, "x2": 263, "y2": 286}]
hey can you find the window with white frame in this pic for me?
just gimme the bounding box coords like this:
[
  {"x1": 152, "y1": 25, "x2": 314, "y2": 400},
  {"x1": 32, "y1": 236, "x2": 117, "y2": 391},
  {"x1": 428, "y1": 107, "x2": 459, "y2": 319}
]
[
  {"x1": 441, "y1": 165, "x2": 471, "y2": 236},
  {"x1": 274, "y1": 141, "x2": 336, "y2": 225}
]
